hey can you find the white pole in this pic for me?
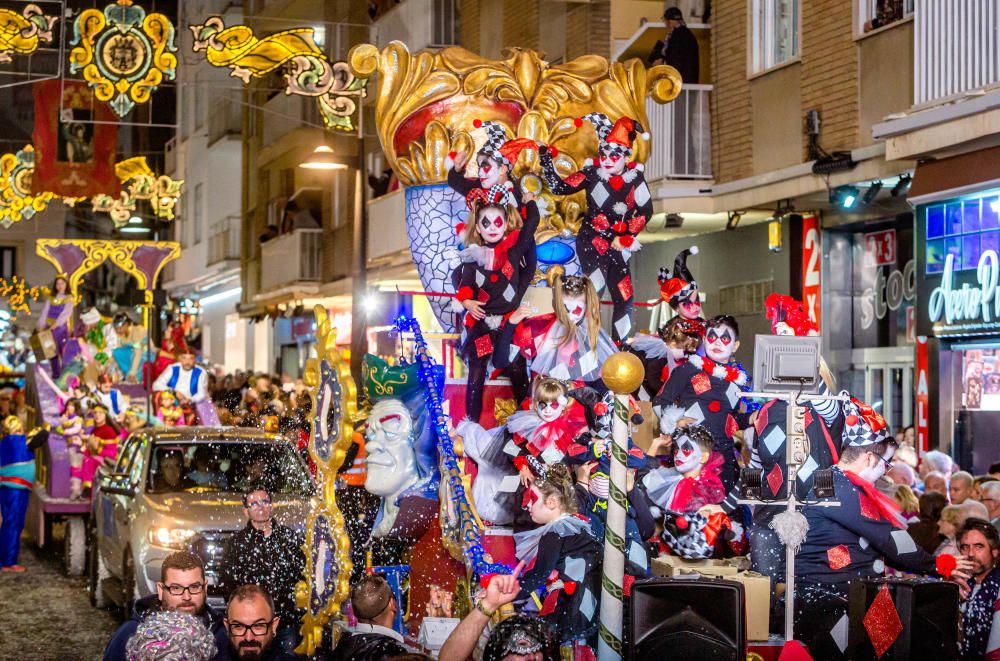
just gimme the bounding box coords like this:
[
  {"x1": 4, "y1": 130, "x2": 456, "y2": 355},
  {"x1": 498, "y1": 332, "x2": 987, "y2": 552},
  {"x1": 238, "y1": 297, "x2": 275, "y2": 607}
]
[{"x1": 598, "y1": 392, "x2": 629, "y2": 661}]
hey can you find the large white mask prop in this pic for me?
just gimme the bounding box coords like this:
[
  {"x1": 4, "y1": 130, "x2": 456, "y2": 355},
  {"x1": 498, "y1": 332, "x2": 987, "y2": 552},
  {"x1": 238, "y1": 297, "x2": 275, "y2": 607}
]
[
  {"x1": 476, "y1": 206, "x2": 507, "y2": 245},
  {"x1": 535, "y1": 395, "x2": 567, "y2": 423},
  {"x1": 365, "y1": 399, "x2": 419, "y2": 535},
  {"x1": 563, "y1": 294, "x2": 586, "y2": 326},
  {"x1": 704, "y1": 323, "x2": 739, "y2": 364}
]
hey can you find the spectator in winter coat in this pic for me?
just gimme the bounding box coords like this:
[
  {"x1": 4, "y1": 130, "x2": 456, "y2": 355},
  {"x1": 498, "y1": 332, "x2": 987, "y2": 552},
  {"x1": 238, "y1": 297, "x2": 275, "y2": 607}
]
[
  {"x1": 957, "y1": 519, "x2": 1000, "y2": 660},
  {"x1": 647, "y1": 7, "x2": 700, "y2": 84},
  {"x1": 223, "y1": 584, "x2": 301, "y2": 660},
  {"x1": 221, "y1": 487, "x2": 305, "y2": 654},
  {"x1": 102, "y1": 551, "x2": 229, "y2": 661},
  {"x1": 329, "y1": 574, "x2": 407, "y2": 660}
]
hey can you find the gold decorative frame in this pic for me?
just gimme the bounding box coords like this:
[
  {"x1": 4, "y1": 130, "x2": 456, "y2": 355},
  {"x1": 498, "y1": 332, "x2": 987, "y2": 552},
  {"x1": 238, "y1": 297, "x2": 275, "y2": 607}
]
[{"x1": 35, "y1": 238, "x2": 180, "y2": 299}]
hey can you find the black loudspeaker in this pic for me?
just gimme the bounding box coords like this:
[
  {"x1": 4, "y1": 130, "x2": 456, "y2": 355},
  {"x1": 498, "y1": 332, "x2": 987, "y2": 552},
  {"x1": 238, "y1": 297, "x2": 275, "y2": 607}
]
[
  {"x1": 629, "y1": 576, "x2": 746, "y2": 661},
  {"x1": 847, "y1": 577, "x2": 960, "y2": 660}
]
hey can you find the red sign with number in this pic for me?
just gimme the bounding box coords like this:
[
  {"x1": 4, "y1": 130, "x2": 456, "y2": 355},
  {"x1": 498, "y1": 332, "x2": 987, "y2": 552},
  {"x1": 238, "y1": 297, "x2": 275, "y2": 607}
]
[
  {"x1": 915, "y1": 336, "x2": 929, "y2": 453},
  {"x1": 802, "y1": 215, "x2": 821, "y2": 330},
  {"x1": 864, "y1": 229, "x2": 897, "y2": 267}
]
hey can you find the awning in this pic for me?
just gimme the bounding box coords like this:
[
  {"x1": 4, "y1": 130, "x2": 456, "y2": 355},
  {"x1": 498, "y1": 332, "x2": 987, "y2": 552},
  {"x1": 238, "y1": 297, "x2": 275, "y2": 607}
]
[{"x1": 909, "y1": 145, "x2": 1000, "y2": 204}]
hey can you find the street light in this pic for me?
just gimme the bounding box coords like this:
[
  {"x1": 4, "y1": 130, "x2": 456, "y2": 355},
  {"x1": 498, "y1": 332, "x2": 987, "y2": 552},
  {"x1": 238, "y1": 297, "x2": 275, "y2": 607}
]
[{"x1": 299, "y1": 145, "x2": 348, "y2": 170}]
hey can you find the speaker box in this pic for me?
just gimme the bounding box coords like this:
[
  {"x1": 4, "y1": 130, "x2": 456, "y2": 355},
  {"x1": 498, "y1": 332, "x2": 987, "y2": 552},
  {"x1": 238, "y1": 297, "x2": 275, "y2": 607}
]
[
  {"x1": 847, "y1": 577, "x2": 959, "y2": 660},
  {"x1": 629, "y1": 576, "x2": 746, "y2": 661}
]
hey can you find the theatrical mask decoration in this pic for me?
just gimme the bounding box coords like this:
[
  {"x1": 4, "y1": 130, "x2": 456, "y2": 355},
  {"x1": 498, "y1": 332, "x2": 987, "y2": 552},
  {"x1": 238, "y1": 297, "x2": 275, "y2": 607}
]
[
  {"x1": 69, "y1": 0, "x2": 178, "y2": 118},
  {"x1": 91, "y1": 156, "x2": 184, "y2": 227},
  {"x1": 0, "y1": 145, "x2": 56, "y2": 227},
  {"x1": 189, "y1": 16, "x2": 367, "y2": 132},
  {"x1": 349, "y1": 41, "x2": 680, "y2": 330},
  {"x1": 0, "y1": 3, "x2": 58, "y2": 63},
  {"x1": 294, "y1": 306, "x2": 356, "y2": 656}
]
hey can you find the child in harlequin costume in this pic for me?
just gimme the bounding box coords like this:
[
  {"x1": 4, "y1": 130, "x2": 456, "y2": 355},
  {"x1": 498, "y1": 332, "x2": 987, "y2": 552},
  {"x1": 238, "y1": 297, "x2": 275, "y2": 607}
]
[
  {"x1": 627, "y1": 314, "x2": 703, "y2": 402},
  {"x1": 493, "y1": 273, "x2": 616, "y2": 389},
  {"x1": 452, "y1": 185, "x2": 541, "y2": 423},
  {"x1": 653, "y1": 314, "x2": 751, "y2": 492},
  {"x1": 80, "y1": 404, "x2": 120, "y2": 491},
  {"x1": 37, "y1": 274, "x2": 73, "y2": 377},
  {"x1": 538, "y1": 113, "x2": 653, "y2": 344},
  {"x1": 156, "y1": 390, "x2": 185, "y2": 428},
  {"x1": 0, "y1": 416, "x2": 34, "y2": 571},
  {"x1": 514, "y1": 463, "x2": 603, "y2": 658},
  {"x1": 57, "y1": 397, "x2": 86, "y2": 499},
  {"x1": 792, "y1": 395, "x2": 947, "y2": 660},
  {"x1": 658, "y1": 246, "x2": 706, "y2": 329}
]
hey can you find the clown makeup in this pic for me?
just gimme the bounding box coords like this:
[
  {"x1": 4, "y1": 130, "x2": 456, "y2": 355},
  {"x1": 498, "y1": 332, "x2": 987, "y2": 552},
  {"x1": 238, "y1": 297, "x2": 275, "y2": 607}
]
[
  {"x1": 667, "y1": 343, "x2": 690, "y2": 363},
  {"x1": 673, "y1": 436, "x2": 704, "y2": 474},
  {"x1": 562, "y1": 294, "x2": 587, "y2": 326},
  {"x1": 535, "y1": 395, "x2": 567, "y2": 423},
  {"x1": 527, "y1": 485, "x2": 561, "y2": 524},
  {"x1": 677, "y1": 290, "x2": 702, "y2": 320},
  {"x1": 705, "y1": 324, "x2": 738, "y2": 363},
  {"x1": 476, "y1": 206, "x2": 507, "y2": 244},
  {"x1": 859, "y1": 447, "x2": 895, "y2": 484},
  {"x1": 477, "y1": 155, "x2": 505, "y2": 188},
  {"x1": 598, "y1": 145, "x2": 627, "y2": 175}
]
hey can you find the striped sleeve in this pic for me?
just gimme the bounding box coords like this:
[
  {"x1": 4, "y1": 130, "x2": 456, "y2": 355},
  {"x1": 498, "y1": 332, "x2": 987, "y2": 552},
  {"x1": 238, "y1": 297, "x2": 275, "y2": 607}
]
[{"x1": 806, "y1": 381, "x2": 840, "y2": 426}]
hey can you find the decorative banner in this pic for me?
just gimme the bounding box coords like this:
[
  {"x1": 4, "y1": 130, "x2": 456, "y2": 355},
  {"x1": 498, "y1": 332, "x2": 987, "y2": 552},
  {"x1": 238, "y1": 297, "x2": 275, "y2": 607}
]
[
  {"x1": 802, "y1": 214, "x2": 821, "y2": 330},
  {"x1": 69, "y1": 0, "x2": 178, "y2": 118},
  {"x1": 36, "y1": 238, "x2": 180, "y2": 298},
  {"x1": 915, "y1": 336, "x2": 929, "y2": 453},
  {"x1": 0, "y1": 3, "x2": 58, "y2": 63},
  {"x1": 0, "y1": 145, "x2": 56, "y2": 227},
  {"x1": 91, "y1": 156, "x2": 183, "y2": 226},
  {"x1": 189, "y1": 16, "x2": 367, "y2": 132},
  {"x1": 32, "y1": 79, "x2": 120, "y2": 198}
]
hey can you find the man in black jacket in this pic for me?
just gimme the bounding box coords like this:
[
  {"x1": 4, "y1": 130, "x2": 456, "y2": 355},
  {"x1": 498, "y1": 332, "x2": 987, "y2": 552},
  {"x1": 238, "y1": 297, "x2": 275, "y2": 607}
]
[
  {"x1": 103, "y1": 551, "x2": 229, "y2": 661},
  {"x1": 648, "y1": 7, "x2": 700, "y2": 84},
  {"x1": 329, "y1": 574, "x2": 407, "y2": 660},
  {"x1": 222, "y1": 487, "x2": 305, "y2": 654}
]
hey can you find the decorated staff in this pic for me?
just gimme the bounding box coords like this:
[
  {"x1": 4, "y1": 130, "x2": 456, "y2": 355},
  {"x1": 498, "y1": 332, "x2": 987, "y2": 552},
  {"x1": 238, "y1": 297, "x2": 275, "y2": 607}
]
[{"x1": 596, "y1": 352, "x2": 645, "y2": 661}]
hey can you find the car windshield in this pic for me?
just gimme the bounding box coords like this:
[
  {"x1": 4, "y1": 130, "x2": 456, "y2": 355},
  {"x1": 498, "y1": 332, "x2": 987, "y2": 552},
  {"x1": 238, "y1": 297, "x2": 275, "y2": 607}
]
[{"x1": 146, "y1": 441, "x2": 314, "y2": 496}]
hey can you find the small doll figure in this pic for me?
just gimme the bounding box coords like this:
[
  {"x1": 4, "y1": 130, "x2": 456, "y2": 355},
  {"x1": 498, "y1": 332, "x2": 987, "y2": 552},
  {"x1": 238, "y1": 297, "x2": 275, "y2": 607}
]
[
  {"x1": 657, "y1": 246, "x2": 706, "y2": 329},
  {"x1": 156, "y1": 390, "x2": 185, "y2": 428},
  {"x1": 539, "y1": 113, "x2": 653, "y2": 344},
  {"x1": 494, "y1": 273, "x2": 616, "y2": 389},
  {"x1": 514, "y1": 463, "x2": 603, "y2": 657},
  {"x1": 57, "y1": 398, "x2": 85, "y2": 499},
  {"x1": 627, "y1": 314, "x2": 703, "y2": 401},
  {"x1": 452, "y1": 185, "x2": 540, "y2": 423}
]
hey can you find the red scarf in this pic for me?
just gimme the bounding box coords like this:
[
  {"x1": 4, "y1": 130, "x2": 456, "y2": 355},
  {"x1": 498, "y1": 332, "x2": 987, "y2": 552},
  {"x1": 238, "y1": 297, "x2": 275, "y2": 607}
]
[
  {"x1": 524, "y1": 408, "x2": 587, "y2": 455},
  {"x1": 842, "y1": 469, "x2": 906, "y2": 529},
  {"x1": 670, "y1": 452, "x2": 726, "y2": 511}
]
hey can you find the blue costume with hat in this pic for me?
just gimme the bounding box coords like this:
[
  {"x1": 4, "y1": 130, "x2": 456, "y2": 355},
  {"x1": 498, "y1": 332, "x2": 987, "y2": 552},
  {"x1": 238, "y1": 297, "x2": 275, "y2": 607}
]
[{"x1": 0, "y1": 422, "x2": 37, "y2": 569}]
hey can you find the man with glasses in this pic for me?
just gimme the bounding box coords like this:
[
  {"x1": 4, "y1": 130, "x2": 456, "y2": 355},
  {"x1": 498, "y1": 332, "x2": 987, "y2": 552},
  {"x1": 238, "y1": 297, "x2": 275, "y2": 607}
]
[
  {"x1": 221, "y1": 487, "x2": 305, "y2": 654},
  {"x1": 957, "y1": 519, "x2": 1000, "y2": 659},
  {"x1": 329, "y1": 574, "x2": 407, "y2": 659},
  {"x1": 224, "y1": 584, "x2": 300, "y2": 660},
  {"x1": 102, "y1": 551, "x2": 229, "y2": 661}
]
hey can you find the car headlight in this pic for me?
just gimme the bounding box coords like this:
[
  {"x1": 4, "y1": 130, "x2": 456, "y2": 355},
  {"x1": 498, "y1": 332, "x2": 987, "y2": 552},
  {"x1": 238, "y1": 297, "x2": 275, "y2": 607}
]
[{"x1": 147, "y1": 526, "x2": 196, "y2": 549}]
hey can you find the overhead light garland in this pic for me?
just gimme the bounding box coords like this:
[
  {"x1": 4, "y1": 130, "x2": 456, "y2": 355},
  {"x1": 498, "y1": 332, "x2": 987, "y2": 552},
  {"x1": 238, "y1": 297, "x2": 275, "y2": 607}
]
[
  {"x1": 0, "y1": 276, "x2": 45, "y2": 318},
  {"x1": 69, "y1": 0, "x2": 178, "y2": 118},
  {"x1": 91, "y1": 156, "x2": 184, "y2": 227},
  {"x1": 0, "y1": 145, "x2": 56, "y2": 227},
  {"x1": 189, "y1": 15, "x2": 366, "y2": 132},
  {"x1": 0, "y1": 3, "x2": 58, "y2": 63}
]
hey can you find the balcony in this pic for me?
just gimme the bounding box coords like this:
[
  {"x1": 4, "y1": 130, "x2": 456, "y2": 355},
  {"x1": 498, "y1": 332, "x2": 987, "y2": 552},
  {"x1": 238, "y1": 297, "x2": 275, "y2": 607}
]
[
  {"x1": 366, "y1": 189, "x2": 409, "y2": 268},
  {"x1": 259, "y1": 228, "x2": 322, "y2": 292},
  {"x1": 370, "y1": 0, "x2": 457, "y2": 51},
  {"x1": 261, "y1": 92, "x2": 321, "y2": 148},
  {"x1": 208, "y1": 96, "x2": 242, "y2": 146},
  {"x1": 207, "y1": 216, "x2": 241, "y2": 266},
  {"x1": 644, "y1": 86, "x2": 713, "y2": 181},
  {"x1": 914, "y1": 0, "x2": 1000, "y2": 107}
]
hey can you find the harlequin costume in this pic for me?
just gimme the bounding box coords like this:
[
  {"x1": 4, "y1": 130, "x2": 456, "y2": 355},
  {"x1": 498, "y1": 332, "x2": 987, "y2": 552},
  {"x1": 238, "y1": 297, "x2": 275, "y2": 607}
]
[
  {"x1": 653, "y1": 354, "x2": 751, "y2": 491},
  {"x1": 793, "y1": 396, "x2": 938, "y2": 659},
  {"x1": 452, "y1": 191, "x2": 540, "y2": 423},
  {"x1": 627, "y1": 315, "x2": 705, "y2": 400},
  {"x1": 0, "y1": 419, "x2": 36, "y2": 570},
  {"x1": 658, "y1": 247, "x2": 705, "y2": 325},
  {"x1": 503, "y1": 406, "x2": 589, "y2": 479},
  {"x1": 539, "y1": 114, "x2": 653, "y2": 344}
]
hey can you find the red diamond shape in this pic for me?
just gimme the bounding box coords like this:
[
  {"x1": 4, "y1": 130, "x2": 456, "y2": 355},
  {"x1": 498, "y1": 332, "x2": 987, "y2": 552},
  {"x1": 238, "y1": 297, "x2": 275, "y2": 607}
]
[
  {"x1": 475, "y1": 335, "x2": 494, "y2": 358},
  {"x1": 691, "y1": 372, "x2": 711, "y2": 394},
  {"x1": 859, "y1": 493, "x2": 881, "y2": 521},
  {"x1": 502, "y1": 262, "x2": 514, "y2": 279},
  {"x1": 725, "y1": 413, "x2": 739, "y2": 438},
  {"x1": 754, "y1": 403, "x2": 771, "y2": 436},
  {"x1": 766, "y1": 464, "x2": 783, "y2": 496},
  {"x1": 628, "y1": 214, "x2": 646, "y2": 234},
  {"x1": 592, "y1": 236, "x2": 609, "y2": 255},
  {"x1": 863, "y1": 584, "x2": 903, "y2": 658},
  {"x1": 566, "y1": 172, "x2": 586, "y2": 187},
  {"x1": 827, "y1": 544, "x2": 851, "y2": 570},
  {"x1": 592, "y1": 213, "x2": 610, "y2": 231},
  {"x1": 617, "y1": 276, "x2": 634, "y2": 301}
]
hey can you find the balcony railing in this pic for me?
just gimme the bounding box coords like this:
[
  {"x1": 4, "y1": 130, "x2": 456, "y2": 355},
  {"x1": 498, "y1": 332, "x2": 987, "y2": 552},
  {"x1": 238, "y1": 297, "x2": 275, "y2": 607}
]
[
  {"x1": 259, "y1": 229, "x2": 322, "y2": 292},
  {"x1": 644, "y1": 85, "x2": 713, "y2": 181},
  {"x1": 915, "y1": 0, "x2": 1000, "y2": 107},
  {"x1": 261, "y1": 93, "x2": 321, "y2": 148},
  {"x1": 371, "y1": 0, "x2": 457, "y2": 51},
  {"x1": 207, "y1": 216, "x2": 241, "y2": 266},
  {"x1": 208, "y1": 96, "x2": 242, "y2": 146}
]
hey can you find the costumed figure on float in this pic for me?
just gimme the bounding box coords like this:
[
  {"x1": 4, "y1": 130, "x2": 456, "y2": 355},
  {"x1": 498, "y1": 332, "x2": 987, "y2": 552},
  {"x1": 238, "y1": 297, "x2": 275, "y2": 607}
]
[
  {"x1": 109, "y1": 313, "x2": 151, "y2": 385},
  {"x1": 0, "y1": 417, "x2": 47, "y2": 571},
  {"x1": 80, "y1": 403, "x2": 119, "y2": 492},
  {"x1": 36, "y1": 274, "x2": 73, "y2": 377},
  {"x1": 57, "y1": 397, "x2": 85, "y2": 499}
]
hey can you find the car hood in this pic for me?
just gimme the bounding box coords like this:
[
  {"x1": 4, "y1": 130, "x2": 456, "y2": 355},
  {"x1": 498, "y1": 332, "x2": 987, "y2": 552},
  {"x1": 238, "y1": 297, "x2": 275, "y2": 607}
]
[{"x1": 141, "y1": 492, "x2": 314, "y2": 532}]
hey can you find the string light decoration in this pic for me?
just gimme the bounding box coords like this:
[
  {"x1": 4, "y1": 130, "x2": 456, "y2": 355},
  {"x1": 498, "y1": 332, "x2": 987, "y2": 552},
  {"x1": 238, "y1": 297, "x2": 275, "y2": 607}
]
[
  {"x1": 189, "y1": 15, "x2": 366, "y2": 132},
  {"x1": 0, "y1": 276, "x2": 45, "y2": 317},
  {"x1": 91, "y1": 156, "x2": 183, "y2": 226},
  {"x1": 392, "y1": 315, "x2": 510, "y2": 580},
  {"x1": 0, "y1": 3, "x2": 58, "y2": 63},
  {"x1": 0, "y1": 145, "x2": 56, "y2": 227},
  {"x1": 69, "y1": 0, "x2": 178, "y2": 118}
]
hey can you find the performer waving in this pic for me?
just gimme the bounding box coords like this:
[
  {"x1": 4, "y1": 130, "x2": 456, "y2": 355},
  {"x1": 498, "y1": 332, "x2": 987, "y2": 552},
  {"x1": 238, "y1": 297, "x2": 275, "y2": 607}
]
[{"x1": 539, "y1": 113, "x2": 653, "y2": 344}]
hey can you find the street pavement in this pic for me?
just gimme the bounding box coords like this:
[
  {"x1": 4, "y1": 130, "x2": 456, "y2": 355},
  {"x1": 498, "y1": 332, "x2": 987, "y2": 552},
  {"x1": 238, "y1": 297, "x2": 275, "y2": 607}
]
[{"x1": 0, "y1": 529, "x2": 118, "y2": 660}]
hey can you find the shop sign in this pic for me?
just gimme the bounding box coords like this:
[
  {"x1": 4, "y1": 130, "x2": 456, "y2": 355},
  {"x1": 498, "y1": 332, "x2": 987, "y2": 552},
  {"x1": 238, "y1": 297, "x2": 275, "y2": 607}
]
[
  {"x1": 915, "y1": 336, "x2": 929, "y2": 453},
  {"x1": 927, "y1": 250, "x2": 1000, "y2": 327},
  {"x1": 860, "y1": 259, "x2": 915, "y2": 330},
  {"x1": 864, "y1": 229, "x2": 897, "y2": 267},
  {"x1": 802, "y1": 215, "x2": 821, "y2": 329}
]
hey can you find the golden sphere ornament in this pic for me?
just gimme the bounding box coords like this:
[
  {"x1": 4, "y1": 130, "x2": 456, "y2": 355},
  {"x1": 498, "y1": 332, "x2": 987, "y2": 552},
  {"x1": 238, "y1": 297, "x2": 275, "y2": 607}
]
[{"x1": 601, "y1": 352, "x2": 645, "y2": 394}]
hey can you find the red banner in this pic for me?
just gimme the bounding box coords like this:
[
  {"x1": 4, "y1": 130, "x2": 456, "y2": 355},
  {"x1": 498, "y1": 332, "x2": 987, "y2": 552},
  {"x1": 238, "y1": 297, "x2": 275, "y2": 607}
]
[
  {"x1": 916, "y1": 336, "x2": 929, "y2": 453},
  {"x1": 802, "y1": 215, "x2": 821, "y2": 330},
  {"x1": 32, "y1": 80, "x2": 119, "y2": 198}
]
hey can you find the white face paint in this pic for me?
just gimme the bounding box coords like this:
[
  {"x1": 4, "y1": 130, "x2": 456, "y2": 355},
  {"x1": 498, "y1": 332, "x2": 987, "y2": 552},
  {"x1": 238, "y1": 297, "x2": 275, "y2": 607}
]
[
  {"x1": 673, "y1": 436, "x2": 704, "y2": 474},
  {"x1": 535, "y1": 396, "x2": 566, "y2": 423},
  {"x1": 667, "y1": 344, "x2": 689, "y2": 363},
  {"x1": 477, "y1": 156, "x2": 505, "y2": 188},
  {"x1": 677, "y1": 290, "x2": 702, "y2": 320},
  {"x1": 858, "y1": 448, "x2": 894, "y2": 484},
  {"x1": 563, "y1": 294, "x2": 587, "y2": 326},
  {"x1": 476, "y1": 206, "x2": 507, "y2": 244},
  {"x1": 364, "y1": 400, "x2": 419, "y2": 498},
  {"x1": 598, "y1": 146, "x2": 627, "y2": 175},
  {"x1": 704, "y1": 324, "x2": 738, "y2": 364}
]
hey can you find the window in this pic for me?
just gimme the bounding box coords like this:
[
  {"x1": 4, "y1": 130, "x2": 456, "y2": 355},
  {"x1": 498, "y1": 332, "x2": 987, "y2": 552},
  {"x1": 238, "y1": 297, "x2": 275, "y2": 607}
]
[
  {"x1": 194, "y1": 183, "x2": 204, "y2": 244},
  {"x1": 0, "y1": 246, "x2": 15, "y2": 280},
  {"x1": 858, "y1": 0, "x2": 914, "y2": 35},
  {"x1": 925, "y1": 193, "x2": 1000, "y2": 274},
  {"x1": 751, "y1": 0, "x2": 800, "y2": 73}
]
